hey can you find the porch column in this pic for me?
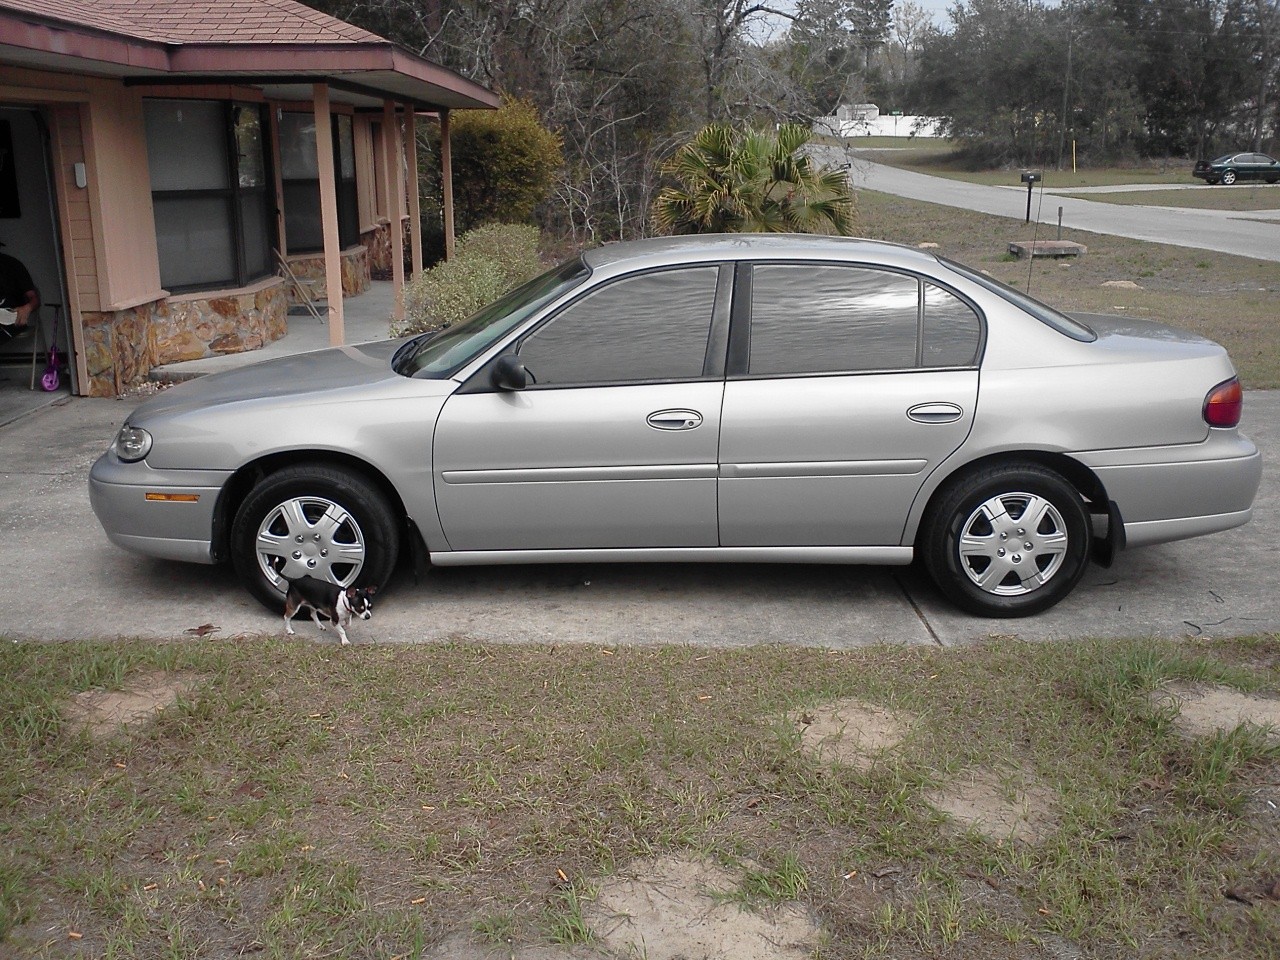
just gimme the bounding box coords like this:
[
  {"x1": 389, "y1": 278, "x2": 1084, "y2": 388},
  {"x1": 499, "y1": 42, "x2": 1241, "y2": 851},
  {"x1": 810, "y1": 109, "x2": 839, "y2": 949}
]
[
  {"x1": 382, "y1": 100, "x2": 406, "y2": 324},
  {"x1": 405, "y1": 109, "x2": 424, "y2": 277},
  {"x1": 440, "y1": 108, "x2": 455, "y2": 260},
  {"x1": 313, "y1": 83, "x2": 344, "y2": 345}
]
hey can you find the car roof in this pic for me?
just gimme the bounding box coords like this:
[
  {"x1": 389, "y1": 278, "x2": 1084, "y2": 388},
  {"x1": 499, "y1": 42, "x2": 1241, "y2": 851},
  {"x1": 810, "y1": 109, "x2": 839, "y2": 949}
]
[{"x1": 581, "y1": 234, "x2": 943, "y2": 272}]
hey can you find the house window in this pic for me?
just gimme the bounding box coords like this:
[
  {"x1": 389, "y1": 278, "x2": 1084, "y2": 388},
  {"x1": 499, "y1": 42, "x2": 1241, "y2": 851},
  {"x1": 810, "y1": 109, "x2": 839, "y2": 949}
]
[
  {"x1": 144, "y1": 100, "x2": 274, "y2": 292},
  {"x1": 279, "y1": 110, "x2": 358, "y2": 252}
]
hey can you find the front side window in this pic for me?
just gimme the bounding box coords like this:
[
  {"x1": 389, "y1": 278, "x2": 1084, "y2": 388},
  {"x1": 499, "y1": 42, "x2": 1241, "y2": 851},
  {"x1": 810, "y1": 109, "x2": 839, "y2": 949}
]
[
  {"x1": 517, "y1": 267, "x2": 721, "y2": 386},
  {"x1": 145, "y1": 99, "x2": 273, "y2": 291}
]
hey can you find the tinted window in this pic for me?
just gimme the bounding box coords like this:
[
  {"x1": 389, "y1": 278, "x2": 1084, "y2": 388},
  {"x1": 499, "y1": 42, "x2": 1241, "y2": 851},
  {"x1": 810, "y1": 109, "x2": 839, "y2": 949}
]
[
  {"x1": 923, "y1": 284, "x2": 981, "y2": 366},
  {"x1": 518, "y1": 267, "x2": 720, "y2": 385},
  {"x1": 750, "y1": 264, "x2": 919, "y2": 375}
]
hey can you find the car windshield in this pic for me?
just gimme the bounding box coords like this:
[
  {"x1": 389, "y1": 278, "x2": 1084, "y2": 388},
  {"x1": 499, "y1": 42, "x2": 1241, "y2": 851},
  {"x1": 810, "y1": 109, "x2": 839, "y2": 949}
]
[
  {"x1": 392, "y1": 258, "x2": 590, "y2": 379},
  {"x1": 940, "y1": 257, "x2": 1096, "y2": 342}
]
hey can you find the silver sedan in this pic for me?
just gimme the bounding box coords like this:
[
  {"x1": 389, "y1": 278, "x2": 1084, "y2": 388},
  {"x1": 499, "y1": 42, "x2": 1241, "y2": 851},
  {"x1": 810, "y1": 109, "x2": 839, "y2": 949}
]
[{"x1": 89, "y1": 235, "x2": 1261, "y2": 618}]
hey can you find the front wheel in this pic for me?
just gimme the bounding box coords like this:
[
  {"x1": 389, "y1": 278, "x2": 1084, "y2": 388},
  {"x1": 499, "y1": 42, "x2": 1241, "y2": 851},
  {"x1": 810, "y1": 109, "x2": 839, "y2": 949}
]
[
  {"x1": 1221, "y1": 170, "x2": 1238, "y2": 185},
  {"x1": 231, "y1": 464, "x2": 401, "y2": 613},
  {"x1": 921, "y1": 464, "x2": 1091, "y2": 618}
]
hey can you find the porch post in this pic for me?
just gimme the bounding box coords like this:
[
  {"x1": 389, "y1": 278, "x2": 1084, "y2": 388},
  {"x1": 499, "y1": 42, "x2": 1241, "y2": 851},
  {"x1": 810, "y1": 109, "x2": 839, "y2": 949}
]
[
  {"x1": 313, "y1": 83, "x2": 344, "y2": 345},
  {"x1": 440, "y1": 108, "x2": 455, "y2": 260},
  {"x1": 383, "y1": 100, "x2": 406, "y2": 324},
  {"x1": 405, "y1": 109, "x2": 424, "y2": 276}
]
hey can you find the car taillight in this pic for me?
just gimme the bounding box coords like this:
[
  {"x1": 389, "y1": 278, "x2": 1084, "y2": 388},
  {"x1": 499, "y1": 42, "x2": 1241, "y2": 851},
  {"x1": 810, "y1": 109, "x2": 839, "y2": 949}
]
[{"x1": 1203, "y1": 377, "x2": 1243, "y2": 428}]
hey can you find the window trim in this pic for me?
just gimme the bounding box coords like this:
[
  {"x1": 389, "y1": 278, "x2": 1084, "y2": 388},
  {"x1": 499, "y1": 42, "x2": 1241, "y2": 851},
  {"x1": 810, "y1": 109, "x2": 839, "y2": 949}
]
[{"x1": 726, "y1": 260, "x2": 987, "y2": 380}]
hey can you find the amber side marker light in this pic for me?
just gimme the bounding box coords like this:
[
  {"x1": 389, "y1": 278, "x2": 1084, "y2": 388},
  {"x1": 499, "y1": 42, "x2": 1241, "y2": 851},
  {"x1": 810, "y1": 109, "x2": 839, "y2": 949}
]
[
  {"x1": 145, "y1": 493, "x2": 201, "y2": 503},
  {"x1": 1203, "y1": 377, "x2": 1243, "y2": 428}
]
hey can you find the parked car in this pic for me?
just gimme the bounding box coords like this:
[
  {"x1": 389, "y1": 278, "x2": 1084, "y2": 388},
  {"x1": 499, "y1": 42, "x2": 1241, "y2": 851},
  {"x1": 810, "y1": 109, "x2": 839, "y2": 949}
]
[
  {"x1": 1192, "y1": 152, "x2": 1280, "y2": 185},
  {"x1": 89, "y1": 235, "x2": 1261, "y2": 618}
]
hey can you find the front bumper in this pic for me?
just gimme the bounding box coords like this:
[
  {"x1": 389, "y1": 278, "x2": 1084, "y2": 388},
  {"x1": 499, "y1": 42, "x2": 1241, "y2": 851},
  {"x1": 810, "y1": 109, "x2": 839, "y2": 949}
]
[{"x1": 89, "y1": 451, "x2": 232, "y2": 565}]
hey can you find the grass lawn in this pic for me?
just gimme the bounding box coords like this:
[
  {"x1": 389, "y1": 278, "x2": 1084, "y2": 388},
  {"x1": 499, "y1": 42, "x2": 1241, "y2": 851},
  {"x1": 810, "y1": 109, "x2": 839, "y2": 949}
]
[
  {"x1": 855, "y1": 190, "x2": 1280, "y2": 389},
  {"x1": 1057, "y1": 187, "x2": 1280, "y2": 212},
  {"x1": 4, "y1": 635, "x2": 1280, "y2": 959}
]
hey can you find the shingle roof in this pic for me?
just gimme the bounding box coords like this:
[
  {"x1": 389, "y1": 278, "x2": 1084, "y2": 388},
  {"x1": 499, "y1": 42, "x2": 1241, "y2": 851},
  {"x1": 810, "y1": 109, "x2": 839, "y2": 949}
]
[{"x1": 0, "y1": 0, "x2": 387, "y2": 45}]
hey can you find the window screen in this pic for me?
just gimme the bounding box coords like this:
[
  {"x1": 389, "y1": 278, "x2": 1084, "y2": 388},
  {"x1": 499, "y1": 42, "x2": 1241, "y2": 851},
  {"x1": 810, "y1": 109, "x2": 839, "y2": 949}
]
[{"x1": 518, "y1": 267, "x2": 720, "y2": 386}]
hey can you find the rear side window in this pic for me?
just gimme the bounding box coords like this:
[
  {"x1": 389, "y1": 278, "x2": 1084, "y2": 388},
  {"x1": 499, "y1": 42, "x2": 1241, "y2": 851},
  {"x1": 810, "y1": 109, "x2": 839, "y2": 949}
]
[
  {"x1": 747, "y1": 263, "x2": 981, "y2": 376},
  {"x1": 517, "y1": 266, "x2": 720, "y2": 386},
  {"x1": 923, "y1": 283, "x2": 981, "y2": 366}
]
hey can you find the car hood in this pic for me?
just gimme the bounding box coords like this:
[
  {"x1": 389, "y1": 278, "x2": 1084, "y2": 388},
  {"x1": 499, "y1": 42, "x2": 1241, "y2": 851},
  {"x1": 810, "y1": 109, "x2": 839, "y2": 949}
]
[{"x1": 128, "y1": 340, "x2": 431, "y2": 426}]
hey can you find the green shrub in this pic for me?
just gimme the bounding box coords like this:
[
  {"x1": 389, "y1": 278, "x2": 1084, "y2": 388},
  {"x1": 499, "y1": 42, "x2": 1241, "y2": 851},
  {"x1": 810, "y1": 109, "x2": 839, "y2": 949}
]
[{"x1": 396, "y1": 224, "x2": 544, "y2": 337}]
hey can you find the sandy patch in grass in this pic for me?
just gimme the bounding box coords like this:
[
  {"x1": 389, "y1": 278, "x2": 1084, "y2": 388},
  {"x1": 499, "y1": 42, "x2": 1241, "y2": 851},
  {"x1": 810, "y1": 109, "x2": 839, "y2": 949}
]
[
  {"x1": 584, "y1": 855, "x2": 820, "y2": 960},
  {"x1": 1155, "y1": 683, "x2": 1280, "y2": 738},
  {"x1": 64, "y1": 670, "x2": 199, "y2": 738},
  {"x1": 926, "y1": 768, "x2": 1060, "y2": 843},
  {"x1": 791, "y1": 697, "x2": 914, "y2": 769},
  {"x1": 421, "y1": 856, "x2": 820, "y2": 960}
]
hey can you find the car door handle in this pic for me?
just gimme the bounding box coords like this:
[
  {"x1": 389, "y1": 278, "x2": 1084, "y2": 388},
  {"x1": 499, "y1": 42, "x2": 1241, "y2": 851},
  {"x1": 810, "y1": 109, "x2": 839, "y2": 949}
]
[
  {"x1": 907, "y1": 402, "x2": 964, "y2": 424},
  {"x1": 647, "y1": 409, "x2": 703, "y2": 431}
]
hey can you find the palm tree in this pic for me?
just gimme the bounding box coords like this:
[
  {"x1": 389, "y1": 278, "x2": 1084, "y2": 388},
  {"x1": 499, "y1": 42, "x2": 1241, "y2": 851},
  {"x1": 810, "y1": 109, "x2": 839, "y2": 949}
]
[{"x1": 652, "y1": 123, "x2": 857, "y2": 236}]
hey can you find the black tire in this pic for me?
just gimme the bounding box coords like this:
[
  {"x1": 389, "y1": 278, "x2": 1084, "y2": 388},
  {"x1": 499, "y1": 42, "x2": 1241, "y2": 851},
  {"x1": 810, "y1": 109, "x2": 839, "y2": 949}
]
[
  {"x1": 1221, "y1": 170, "x2": 1237, "y2": 185},
  {"x1": 1266, "y1": 177, "x2": 1278, "y2": 185},
  {"x1": 231, "y1": 464, "x2": 401, "y2": 613},
  {"x1": 920, "y1": 463, "x2": 1090, "y2": 618}
]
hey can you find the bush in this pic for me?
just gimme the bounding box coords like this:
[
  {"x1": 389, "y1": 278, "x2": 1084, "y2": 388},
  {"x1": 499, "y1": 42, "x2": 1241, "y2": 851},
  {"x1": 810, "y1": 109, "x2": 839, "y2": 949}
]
[{"x1": 396, "y1": 224, "x2": 544, "y2": 337}]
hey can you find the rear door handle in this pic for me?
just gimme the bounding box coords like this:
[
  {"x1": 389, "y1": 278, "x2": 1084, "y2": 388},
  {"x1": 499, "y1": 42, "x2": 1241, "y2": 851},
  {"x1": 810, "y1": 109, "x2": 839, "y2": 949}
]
[
  {"x1": 907, "y1": 402, "x2": 963, "y2": 424},
  {"x1": 647, "y1": 409, "x2": 703, "y2": 431}
]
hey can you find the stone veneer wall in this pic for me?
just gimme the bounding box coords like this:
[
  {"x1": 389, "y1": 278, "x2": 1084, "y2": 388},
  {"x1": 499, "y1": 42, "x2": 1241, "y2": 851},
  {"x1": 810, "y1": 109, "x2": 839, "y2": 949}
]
[
  {"x1": 362, "y1": 219, "x2": 393, "y2": 278},
  {"x1": 284, "y1": 246, "x2": 370, "y2": 304},
  {"x1": 79, "y1": 279, "x2": 289, "y2": 397}
]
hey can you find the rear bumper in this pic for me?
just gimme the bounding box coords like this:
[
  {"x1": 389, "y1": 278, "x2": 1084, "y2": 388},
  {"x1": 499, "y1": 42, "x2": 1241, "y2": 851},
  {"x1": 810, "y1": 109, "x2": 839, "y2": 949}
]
[{"x1": 1078, "y1": 432, "x2": 1261, "y2": 549}]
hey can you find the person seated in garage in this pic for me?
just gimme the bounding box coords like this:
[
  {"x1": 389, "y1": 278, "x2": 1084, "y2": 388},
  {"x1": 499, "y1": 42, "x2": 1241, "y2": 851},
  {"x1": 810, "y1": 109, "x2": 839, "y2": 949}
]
[{"x1": 0, "y1": 243, "x2": 40, "y2": 336}]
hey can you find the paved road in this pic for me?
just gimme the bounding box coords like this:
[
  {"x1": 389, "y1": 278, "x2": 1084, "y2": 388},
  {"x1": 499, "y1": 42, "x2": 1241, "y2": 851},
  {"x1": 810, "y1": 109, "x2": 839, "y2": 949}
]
[
  {"x1": 814, "y1": 146, "x2": 1280, "y2": 262},
  {"x1": 3, "y1": 396, "x2": 1276, "y2": 648}
]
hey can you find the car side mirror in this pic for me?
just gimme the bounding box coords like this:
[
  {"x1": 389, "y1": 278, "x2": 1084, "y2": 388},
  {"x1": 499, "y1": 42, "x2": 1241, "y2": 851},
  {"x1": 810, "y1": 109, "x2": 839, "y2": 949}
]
[{"x1": 492, "y1": 355, "x2": 531, "y2": 391}]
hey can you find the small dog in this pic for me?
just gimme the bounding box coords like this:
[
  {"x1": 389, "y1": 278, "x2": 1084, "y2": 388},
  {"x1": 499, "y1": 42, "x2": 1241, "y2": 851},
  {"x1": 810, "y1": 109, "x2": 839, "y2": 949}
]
[{"x1": 282, "y1": 575, "x2": 376, "y2": 646}]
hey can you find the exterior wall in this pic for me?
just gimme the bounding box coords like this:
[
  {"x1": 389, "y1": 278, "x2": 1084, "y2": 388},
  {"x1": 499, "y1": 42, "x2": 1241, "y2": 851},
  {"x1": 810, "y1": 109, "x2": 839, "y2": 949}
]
[
  {"x1": 79, "y1": 279, "x2": 288, "y2": 397},
  {"x1": 360, "y1": 218, "x2": 410, "y2": 279},
  {"x1": 284, "y1": 246, "x2": 369, "y2": 301},
  {"x1": 81, "y1": 78, "x2": 164, "y2": 310},
  {"x1": 155, "y1": 280, "x2": 289, "y2": 365}
]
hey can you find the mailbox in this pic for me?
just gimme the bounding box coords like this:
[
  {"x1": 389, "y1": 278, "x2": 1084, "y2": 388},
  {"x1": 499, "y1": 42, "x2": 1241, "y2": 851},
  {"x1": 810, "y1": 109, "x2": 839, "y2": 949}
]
[{"x1": 1020, "y1": 171, "x2": 1041, "y2": 184}]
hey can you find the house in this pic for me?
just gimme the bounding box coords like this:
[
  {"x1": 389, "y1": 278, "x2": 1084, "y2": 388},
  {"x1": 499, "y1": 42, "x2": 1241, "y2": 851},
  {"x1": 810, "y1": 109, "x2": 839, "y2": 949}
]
[{"x1": 0, "y1": 0, "x2": 498, "y2": 397}]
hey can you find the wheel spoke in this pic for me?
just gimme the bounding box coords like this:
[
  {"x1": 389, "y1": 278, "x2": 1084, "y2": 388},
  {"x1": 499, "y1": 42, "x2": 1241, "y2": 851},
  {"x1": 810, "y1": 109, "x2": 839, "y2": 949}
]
[
  {"x1": 314, "y1": 504, "x2": 350, "y2": 542},
  {"x1": 279, "y1": 499, "x2": 312, "y2": 538}
]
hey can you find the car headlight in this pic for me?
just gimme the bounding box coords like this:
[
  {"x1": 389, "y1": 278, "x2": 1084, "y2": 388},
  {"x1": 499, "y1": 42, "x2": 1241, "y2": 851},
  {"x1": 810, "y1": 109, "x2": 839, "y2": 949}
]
[{"x1": 113, "y1": 424, "x2": 153, "y2": 462}]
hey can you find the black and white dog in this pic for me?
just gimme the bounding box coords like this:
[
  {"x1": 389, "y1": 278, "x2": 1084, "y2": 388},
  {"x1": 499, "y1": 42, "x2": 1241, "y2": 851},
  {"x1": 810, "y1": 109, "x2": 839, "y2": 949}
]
[{"x1": 282, "y1": 575, "x2": 376, "y2": 646}]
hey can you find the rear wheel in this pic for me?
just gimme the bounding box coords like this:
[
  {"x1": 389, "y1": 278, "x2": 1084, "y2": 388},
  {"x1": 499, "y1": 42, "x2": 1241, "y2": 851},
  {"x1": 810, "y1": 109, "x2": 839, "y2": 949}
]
[
  {"x1": 921, "y1": 464, "x2": 1091, "y2": 618},
  {"x1": 1221, "y1": 169, "x2": 1238, "y2": 185},
  {"x1": 231, "y1": 464, "x2": 400, "y2": 613}
]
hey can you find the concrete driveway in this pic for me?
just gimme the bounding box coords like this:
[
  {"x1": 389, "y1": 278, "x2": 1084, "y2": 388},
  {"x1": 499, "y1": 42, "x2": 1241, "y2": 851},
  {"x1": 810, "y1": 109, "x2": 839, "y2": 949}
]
[{"x1": 3, "y1": 394, "x2": 1275, "y2": 648}]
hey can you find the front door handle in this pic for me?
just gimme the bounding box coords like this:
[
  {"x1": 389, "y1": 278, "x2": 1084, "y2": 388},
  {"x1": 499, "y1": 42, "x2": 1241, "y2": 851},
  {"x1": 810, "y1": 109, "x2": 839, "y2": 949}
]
[
  {"x1": 647, "y1": 409, "x2": 703, "y2": 431},
  {"x1": 907, "y1": 402, "x2": 964, "y2": 424}
]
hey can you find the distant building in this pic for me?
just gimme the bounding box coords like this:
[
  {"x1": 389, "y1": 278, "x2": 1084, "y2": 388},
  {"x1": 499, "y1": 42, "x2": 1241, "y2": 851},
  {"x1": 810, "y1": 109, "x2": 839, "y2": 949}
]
[{"x1": 815, "y1": 103, "x2": 944, "y2": 139}]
